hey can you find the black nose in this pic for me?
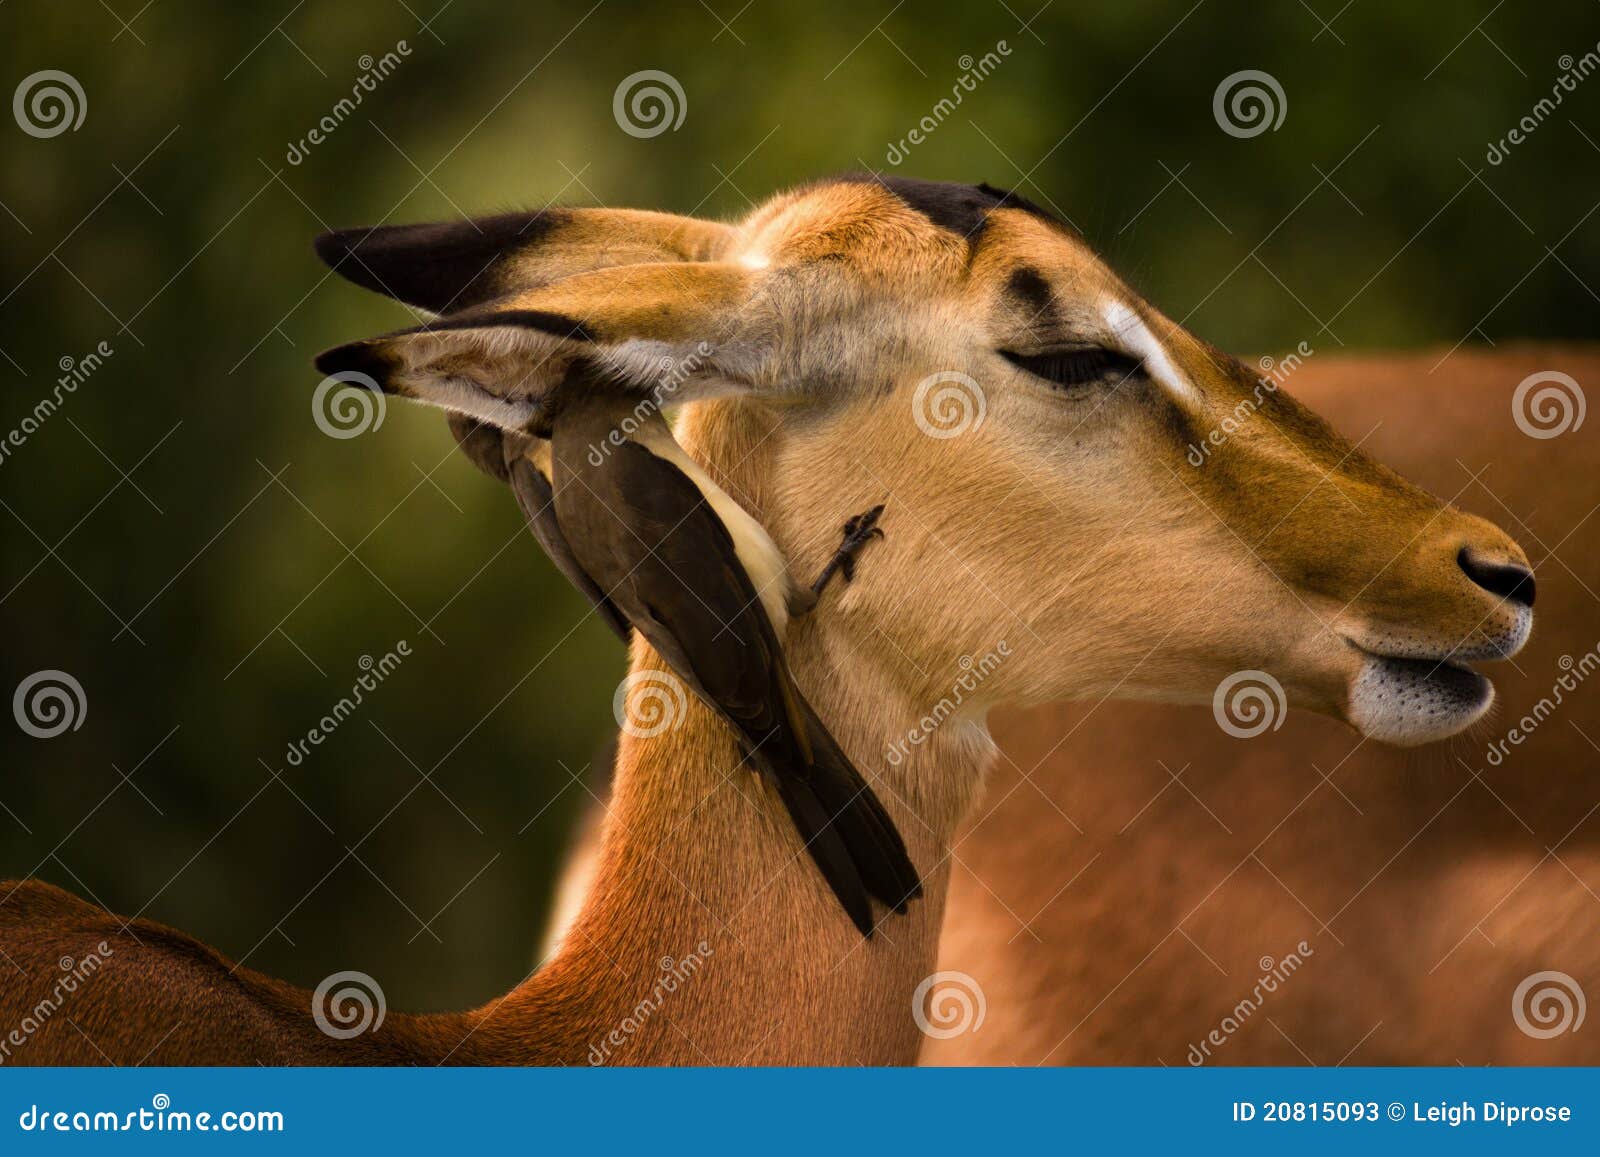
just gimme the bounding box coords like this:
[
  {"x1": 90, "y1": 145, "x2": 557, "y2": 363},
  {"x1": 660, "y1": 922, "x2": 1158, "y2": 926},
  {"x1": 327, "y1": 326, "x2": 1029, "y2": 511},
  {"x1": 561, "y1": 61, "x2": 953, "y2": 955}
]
[{"x1": 1458, "y1": 547, "x2": 1536, "y2": 608}]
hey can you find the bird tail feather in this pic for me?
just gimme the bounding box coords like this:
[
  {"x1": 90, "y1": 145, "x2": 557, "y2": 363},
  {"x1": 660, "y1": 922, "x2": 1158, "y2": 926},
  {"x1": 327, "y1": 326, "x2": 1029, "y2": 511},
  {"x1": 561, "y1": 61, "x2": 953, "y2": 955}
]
[{"x1": 762, "y1": 693, "x2": 923, "y2": 936}]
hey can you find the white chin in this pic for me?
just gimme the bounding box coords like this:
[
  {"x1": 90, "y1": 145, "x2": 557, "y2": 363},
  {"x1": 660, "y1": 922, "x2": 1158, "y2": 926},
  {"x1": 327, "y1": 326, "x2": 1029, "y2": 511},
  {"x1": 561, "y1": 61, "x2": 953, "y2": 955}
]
[{"x1": 1347, "y1": 655, "x2": 1494, "y2": 746}]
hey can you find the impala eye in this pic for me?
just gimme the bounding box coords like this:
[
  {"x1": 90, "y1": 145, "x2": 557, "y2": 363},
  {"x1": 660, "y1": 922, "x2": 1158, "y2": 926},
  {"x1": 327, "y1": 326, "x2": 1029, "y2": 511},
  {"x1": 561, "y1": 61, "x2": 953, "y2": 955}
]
[{"x1": 1001, "y1": 347, "x2": 1143, "y2": 390}]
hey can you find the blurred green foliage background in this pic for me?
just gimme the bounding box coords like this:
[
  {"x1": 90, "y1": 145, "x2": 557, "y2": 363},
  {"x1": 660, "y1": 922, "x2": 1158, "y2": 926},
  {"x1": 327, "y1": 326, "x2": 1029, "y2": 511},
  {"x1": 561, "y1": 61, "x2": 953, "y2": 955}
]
[{"x1": 2, "y1": 0, "x2": 1596, "y2": 1010}]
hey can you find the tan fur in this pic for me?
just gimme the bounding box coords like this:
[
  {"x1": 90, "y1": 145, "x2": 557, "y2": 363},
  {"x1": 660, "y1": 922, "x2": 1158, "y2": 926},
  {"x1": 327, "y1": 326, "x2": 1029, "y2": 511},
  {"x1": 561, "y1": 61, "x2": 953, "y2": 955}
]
[
  {"x1": 0, "y1": 180, "x2": 1537, "y2": 1064},
  {"x1": 926, "y1": 346, "x2": 1599, "y2": 1065}
]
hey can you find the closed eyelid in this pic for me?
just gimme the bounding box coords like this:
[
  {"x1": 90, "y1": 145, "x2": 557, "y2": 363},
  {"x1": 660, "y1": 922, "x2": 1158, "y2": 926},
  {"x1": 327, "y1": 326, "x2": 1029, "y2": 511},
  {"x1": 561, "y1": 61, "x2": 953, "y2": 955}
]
[{"x1": 1001, "y1": 346, "x2": 1144, "y2": 389}]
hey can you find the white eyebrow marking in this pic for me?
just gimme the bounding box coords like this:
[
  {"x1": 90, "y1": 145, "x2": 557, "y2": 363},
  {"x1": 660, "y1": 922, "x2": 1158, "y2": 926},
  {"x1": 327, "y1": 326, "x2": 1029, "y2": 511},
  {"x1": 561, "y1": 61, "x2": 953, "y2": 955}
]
[{"x1": 1100, "y1": 299, "x2": 1199, "y2": 407}]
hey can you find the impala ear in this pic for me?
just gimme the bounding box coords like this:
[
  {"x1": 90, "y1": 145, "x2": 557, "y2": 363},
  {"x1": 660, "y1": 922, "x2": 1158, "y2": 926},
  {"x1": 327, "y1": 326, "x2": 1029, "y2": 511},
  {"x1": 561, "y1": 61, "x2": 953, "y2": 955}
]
[
  {"x1": 313, "y1": 208, "x2": 735, "y2": 314},
  {"x1": 313, "y1": 261, "x2": 755, "y2": 434}
]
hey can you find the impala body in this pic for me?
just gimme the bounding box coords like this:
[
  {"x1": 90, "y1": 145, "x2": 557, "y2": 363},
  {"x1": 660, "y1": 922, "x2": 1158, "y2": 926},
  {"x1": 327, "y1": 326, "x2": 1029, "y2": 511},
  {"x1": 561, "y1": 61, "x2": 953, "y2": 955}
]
[{"x1": 0, "y1": 176, "x2": 1535, "y2": 1064}]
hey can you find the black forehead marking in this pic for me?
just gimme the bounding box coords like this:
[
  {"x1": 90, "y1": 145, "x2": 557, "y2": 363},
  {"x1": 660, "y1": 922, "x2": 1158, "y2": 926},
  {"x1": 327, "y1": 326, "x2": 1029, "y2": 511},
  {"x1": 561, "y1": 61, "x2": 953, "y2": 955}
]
[
  {"x1": 836, "y1": 174, "x2": 1070, "y2": 243},
  {"x1": 875, "y1": 176, "x2": 1003, "y2": 235},
  {"x1": 1006, "y1": 267, "x2": 1054, "y2": 316},
  {"x1": 975, "y1": 183, "x2": 1064, "y2": 231}
]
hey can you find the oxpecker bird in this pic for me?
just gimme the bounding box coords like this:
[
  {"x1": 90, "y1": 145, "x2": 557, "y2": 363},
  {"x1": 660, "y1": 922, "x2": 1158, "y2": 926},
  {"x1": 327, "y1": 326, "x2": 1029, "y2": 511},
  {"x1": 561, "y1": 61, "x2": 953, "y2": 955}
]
[
  {"x1": 444, "y1": 411, "x2": 912, "y2": 932},
  {"x1": 544, "y1": 394, "x2": 921, "y2": 935}
]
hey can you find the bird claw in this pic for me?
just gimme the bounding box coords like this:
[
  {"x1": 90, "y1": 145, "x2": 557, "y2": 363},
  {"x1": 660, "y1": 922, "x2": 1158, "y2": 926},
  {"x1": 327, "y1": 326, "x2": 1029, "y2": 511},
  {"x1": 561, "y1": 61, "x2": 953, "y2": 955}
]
[
  {"x1": 838, "y1": 507, "x2": 886, "y2": 581},
  {"x1": 807, "y1": 503, "x2": 887, "y2": 602}
]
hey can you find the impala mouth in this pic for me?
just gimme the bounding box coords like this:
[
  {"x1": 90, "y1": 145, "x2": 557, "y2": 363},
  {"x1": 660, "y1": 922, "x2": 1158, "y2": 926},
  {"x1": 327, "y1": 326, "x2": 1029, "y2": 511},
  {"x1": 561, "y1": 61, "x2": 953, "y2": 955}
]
[{"x1": 1344, "y1": 644, "x2": 1496, "y2": 746}]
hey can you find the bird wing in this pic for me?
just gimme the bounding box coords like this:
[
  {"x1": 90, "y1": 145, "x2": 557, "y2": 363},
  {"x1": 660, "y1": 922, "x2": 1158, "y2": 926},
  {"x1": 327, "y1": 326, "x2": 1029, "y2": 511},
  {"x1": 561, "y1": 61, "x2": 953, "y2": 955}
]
[
  {"x1": 591, "y1": 440, "x2": 800, "y2": 753},
  {"x1": 551, "y1": 428, "x2": 923, "y2": 934},
  {"x1": 442, "y1": 413, "x2": 631, "y2": 642},
  {"x1": 508, "y1": 456, "x2": 632, "y2": 643},
  {"x1": 579, "y1": 441, "x2": 912, "y2": 934},
  {"x1": 446, "y1": 412, "x2": 512, "y2": 482}
]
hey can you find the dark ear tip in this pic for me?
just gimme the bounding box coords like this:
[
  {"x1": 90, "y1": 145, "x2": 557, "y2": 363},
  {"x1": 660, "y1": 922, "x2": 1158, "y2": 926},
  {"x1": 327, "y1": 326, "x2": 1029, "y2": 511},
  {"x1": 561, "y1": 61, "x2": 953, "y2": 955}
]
[
  {"x1": 314, "y1": 341, "x2": 390, "y2": 388},
  {"x1": 312, "y1": 229, "x2": 355, "y2": 268}
]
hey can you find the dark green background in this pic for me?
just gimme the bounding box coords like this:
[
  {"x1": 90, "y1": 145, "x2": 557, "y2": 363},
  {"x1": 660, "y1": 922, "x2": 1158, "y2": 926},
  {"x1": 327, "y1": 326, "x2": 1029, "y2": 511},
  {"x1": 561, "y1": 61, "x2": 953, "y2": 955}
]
[{"x1": 2, "y1": 1, "x2": 1595, "y2": 1009}]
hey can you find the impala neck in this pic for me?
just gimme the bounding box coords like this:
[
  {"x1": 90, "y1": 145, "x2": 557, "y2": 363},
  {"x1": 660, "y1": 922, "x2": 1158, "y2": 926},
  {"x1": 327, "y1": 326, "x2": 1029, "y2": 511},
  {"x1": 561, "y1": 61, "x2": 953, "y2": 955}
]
[
  {"x1": 473, "y1": 399, "x2": 994, "y2": 1064},
  {"x1": 486, "y1": 623, "x2": 989, "y2": 1065}
]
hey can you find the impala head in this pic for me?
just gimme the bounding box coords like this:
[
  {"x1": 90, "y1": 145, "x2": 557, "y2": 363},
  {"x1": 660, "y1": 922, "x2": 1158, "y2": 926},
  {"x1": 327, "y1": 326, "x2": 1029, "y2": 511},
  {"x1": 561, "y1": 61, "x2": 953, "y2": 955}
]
[{"x1": 316, "y1": 175, "x2": 1532, "y2": 748}]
